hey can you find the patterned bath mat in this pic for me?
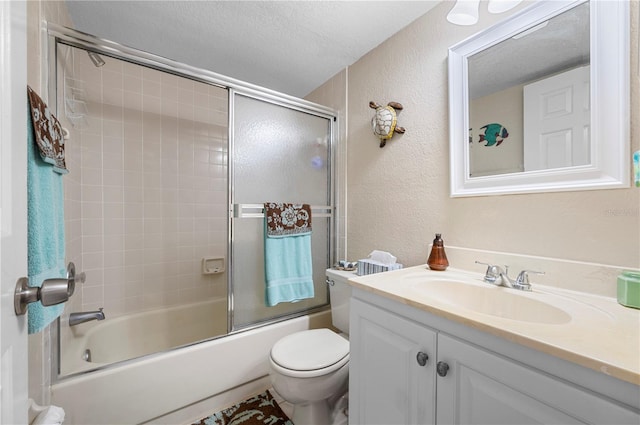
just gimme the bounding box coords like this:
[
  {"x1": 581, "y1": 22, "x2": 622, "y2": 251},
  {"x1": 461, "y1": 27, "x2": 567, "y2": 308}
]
[{"x1": 193, "y1": 390, "x2": 293, "y2": 425}]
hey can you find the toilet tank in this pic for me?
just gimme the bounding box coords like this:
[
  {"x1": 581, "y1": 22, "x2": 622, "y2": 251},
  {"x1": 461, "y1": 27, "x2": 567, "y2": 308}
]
[{"x1": 326, "y1": 268, "x2": 355, "y2": 334}]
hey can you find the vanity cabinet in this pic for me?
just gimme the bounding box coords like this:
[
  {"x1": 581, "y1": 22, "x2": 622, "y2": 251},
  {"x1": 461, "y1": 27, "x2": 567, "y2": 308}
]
[
  {"x1": 350, "y1": 293, "x2": 640, "y2": 425},
  {"x1": 436, "y1": 334, "x2": 638, "y2": 424},
  {"x1": 349, "y1": 298, "x2": 436, "y2": 424}
]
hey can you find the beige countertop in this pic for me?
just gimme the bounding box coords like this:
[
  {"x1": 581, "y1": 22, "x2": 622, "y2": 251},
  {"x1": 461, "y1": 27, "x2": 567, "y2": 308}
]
[{"x1": 347, "y1": 265, "x2": 640, "y2": 386}]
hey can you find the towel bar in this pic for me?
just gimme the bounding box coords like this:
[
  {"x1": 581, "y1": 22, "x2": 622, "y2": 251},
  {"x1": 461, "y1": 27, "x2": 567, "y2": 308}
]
[{"x1": 233, "y1": 204, "x2": 333, "y2": 219}]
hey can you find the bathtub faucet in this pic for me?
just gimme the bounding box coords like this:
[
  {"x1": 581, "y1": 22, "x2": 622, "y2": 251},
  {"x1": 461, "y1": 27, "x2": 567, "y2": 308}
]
[{"x1": 69, "y1": 308, "x2": 105, "y2": 326}]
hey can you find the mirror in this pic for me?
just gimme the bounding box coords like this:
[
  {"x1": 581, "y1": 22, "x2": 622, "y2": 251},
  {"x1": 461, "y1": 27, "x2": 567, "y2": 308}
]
[{"x1": 449, "y1": 0, "x2": 629, "y2": 197}]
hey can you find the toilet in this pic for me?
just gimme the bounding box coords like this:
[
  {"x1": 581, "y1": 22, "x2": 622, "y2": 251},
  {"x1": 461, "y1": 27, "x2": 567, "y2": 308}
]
[{"x1": 269, "y1": 268, "x2": 353, "y2": 425}]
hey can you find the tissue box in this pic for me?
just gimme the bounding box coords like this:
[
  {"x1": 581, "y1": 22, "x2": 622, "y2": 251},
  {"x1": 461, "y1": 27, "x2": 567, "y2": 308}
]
[{"x1": 356, "y1": 259, "x2": 403, "y2": 276}]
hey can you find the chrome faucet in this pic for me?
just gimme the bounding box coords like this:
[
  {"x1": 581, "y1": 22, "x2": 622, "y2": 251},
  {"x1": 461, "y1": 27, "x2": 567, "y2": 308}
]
[
  {"x1": 475, "y1": 262, "x2": 544, "y2": 291},
  {"x1": 69, "y1": 308, "x2": 105, "y2": 326}
]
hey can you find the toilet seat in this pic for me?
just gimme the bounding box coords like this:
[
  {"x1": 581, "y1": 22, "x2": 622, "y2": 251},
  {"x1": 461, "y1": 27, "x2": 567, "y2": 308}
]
[{"x1": 270, "y1": 329, "x2": 349, "y2": 378}]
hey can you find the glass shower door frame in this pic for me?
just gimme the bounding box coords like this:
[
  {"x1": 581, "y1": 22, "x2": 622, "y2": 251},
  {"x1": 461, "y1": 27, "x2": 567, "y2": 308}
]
[
  {"x1": 44, "y1": 22, "x2": 338, "y2": 379},
  {"x1": 227, "y1": 89, "x2": 337, "y2": 333}
]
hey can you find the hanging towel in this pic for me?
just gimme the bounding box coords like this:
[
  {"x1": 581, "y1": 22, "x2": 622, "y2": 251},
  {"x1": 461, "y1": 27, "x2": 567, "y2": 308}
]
[
  {"x1": 264, "y1": 203, "x2": 314, "y2": 307},
  {"x1": 27, "y1": 96, "x2": 67, "y2": 334},
  {"x1": 27, "y1": 86, "x2": 68, "y2": 174}
]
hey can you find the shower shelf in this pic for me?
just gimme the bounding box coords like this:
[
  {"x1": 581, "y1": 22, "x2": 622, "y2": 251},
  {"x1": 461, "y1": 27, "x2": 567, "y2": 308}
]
[{"x1": 233, "y1": 204, "x2": 333, "y2": 219}]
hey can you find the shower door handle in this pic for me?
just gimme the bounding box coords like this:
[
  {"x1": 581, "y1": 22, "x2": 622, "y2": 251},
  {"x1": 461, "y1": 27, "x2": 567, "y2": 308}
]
[{"x1": 14, "y1": 262, "x2": 84, "y2": 315}]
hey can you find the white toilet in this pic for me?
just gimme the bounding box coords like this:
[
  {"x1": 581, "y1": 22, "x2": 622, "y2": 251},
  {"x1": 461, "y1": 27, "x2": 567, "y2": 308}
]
[{"x1": 269, "y1": 268, "x2": 353, "y2": 425}]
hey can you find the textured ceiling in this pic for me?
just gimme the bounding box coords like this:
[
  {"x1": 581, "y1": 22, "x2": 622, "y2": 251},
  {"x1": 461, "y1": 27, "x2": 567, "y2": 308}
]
[
  {"x1": 65, "y1": 1, "x2": 441, "y2": 98},
  {"x1": 468, "y1": 1, "x2": 589, "y2": 99}
]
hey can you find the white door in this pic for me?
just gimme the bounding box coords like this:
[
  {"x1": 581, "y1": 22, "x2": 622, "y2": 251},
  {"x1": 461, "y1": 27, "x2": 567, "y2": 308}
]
[
  {"x1": 523, "y1": 65, "x2": 590, "y2": 171},
  {"x1": 0, "y1": 1, "x2": 29, "y2": 423}
]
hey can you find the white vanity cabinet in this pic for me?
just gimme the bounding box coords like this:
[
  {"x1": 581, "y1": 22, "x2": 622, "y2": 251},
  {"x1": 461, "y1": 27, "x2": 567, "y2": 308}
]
[
  {"x1": 436, "y1": 334, "x2": 638, "y2": 424},
  {"x1": 350, "y1": 290, "x2": 640, "y2": 425},
  {"x1": 349, "y1": 298, "x2": 437, "y2": 424}
]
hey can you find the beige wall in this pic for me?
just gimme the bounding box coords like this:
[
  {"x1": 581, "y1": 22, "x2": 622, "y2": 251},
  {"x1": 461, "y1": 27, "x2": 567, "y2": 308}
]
[{"x1": 342, "y1": 1, "x2": 639, "y2": 288}]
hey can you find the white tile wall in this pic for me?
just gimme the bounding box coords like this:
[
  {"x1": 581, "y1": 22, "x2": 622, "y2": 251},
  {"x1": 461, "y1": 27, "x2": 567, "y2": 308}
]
[{"x1": 66, "y1": 47, "x2": 229, "y2": 317}]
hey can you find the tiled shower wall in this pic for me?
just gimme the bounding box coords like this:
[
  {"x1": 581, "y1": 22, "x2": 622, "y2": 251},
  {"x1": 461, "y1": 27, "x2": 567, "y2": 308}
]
[{"x1": 63, "y1": 47, "x2": 228, "y2": 318}]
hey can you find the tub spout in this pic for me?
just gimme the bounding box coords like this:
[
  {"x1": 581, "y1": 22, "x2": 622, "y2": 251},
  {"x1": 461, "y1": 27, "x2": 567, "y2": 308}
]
[{"x1": 69, "y1": 308, "x2": 105, "y2": 326}]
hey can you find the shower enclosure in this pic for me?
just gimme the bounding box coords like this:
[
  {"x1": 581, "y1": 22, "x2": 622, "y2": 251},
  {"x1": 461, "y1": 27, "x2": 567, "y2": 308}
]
[{"x1": 48, "y1": 24, "x2": 336, "y2": 378}]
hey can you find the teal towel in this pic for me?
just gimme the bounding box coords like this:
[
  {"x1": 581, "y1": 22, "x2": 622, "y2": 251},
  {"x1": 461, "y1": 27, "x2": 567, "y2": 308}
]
[
  {"x1": 264, "y1": 231, "x2": 314, "y2": 307},
  {"x1": 264, "y1": 203, "x2": 314, "y2": 306},
  {"x1": 27, "y1": 105, "x2": 66, "y2": 334}
]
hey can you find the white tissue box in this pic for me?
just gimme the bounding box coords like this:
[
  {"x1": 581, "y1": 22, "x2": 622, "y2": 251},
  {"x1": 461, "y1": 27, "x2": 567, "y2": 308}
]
[{"x1": 356, "y1": 259, "x2": 403, "y2": 276}]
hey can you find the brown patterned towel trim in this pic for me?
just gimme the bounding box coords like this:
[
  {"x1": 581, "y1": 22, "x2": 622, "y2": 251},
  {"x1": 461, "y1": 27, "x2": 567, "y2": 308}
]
[
  {"x1": 265, "y1": 202, "x2": 312, "y2": 237},
  {"x1": 27, "y1": 86, "x2": 68, "y2": 174},
  {"x1": 192, "y1": 390, "x2": 293, "y2": 425}
]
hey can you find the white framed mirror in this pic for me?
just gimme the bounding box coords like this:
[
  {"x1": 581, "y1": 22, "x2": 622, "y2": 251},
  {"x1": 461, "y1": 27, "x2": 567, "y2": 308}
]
[{"x1": 449, "y1": 0, "x2": 629, "y2": 197}]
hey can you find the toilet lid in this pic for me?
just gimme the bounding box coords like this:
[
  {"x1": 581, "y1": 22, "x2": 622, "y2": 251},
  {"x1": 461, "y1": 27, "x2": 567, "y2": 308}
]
[{"x1": 271, "y1": 329, "x2": 349, "y2": 371}]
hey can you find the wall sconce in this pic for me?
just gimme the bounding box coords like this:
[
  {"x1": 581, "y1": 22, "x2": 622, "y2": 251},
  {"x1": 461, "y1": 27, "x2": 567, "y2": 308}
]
[{"x1": 447, "y1": 0, "x2": 523, "y2": 26}]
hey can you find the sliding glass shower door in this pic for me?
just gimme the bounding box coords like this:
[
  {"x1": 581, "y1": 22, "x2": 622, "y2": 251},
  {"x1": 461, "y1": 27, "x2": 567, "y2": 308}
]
[
  {"x1": 48, "y1": 24, "x2": 337, "y2": 378},
  {"x1": 231, "y1": 93, "x2": 333, "y2": 330}
]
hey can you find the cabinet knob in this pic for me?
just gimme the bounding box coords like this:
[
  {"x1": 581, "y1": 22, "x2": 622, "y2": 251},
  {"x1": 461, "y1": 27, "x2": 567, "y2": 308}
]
[
  {"x1": 416, "y1": 351, "x2": 429, "y2": 367},
  {"x1": 437, "y1": 361, "x2": 450, "y2": 377}
]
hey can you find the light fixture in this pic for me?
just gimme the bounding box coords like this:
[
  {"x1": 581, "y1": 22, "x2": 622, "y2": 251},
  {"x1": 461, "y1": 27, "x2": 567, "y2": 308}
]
[
  {"x1": 487, "y1": 0, "x2": 523, "y2": 14},
  {"x1": 446, "y1": 0, "x2": 480, "y2": 26},
  {"x1": 447, "y1": 0, "x2": 524, "y2": 26}
]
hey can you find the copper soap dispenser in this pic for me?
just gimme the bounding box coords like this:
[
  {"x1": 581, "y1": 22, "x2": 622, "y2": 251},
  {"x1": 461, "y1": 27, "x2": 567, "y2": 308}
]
[{"x1": 427, "y1": 233, "x2": 449, "y2": 271}]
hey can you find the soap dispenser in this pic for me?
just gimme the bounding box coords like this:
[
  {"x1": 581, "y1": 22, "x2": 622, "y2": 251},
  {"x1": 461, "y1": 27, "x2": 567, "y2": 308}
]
[{"x1": 427, "y1": 233, "x2": 449, "y2": 271}]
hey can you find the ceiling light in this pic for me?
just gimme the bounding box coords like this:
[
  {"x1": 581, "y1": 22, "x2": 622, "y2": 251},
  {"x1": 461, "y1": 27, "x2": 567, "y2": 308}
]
[
  {"x1": 487, "y1": 0, "x2": 523, "y2": 14},
  {"x1": 447, "y1": 0, "x2": 480, "y2": 26}
]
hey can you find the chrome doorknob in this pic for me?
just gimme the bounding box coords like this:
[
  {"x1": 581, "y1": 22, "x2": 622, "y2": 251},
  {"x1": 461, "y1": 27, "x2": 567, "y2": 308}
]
[
  {"x1": 416, "y1": 351, "x2": 429, "y2": 367},
  {"x1": 14, "y1": 262, "x2": 83, "y2": 316},
  {"x1": 14, "y1": 277, "x2": 69, "y2": 316}
]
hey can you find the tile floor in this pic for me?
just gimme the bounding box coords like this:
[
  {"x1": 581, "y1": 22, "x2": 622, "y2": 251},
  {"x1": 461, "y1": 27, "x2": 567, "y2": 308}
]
[{"x1": 269, "y1": 388, "x2": 349, "y2": 425}]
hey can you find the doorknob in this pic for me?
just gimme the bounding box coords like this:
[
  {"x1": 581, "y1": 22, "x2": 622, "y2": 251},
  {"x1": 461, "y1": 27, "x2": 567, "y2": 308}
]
[{"x1": 14, "y1": 262, "x2": 84, "y2": 316}]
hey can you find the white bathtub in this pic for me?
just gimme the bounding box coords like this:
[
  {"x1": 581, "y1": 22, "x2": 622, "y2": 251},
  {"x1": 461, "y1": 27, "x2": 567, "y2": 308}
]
[
  {"x1": 52, "y1": 303, "x2": 332, "y2": 424},
  {"x1": 60, "y1": 299, "x2": 228, "y2": 375}
]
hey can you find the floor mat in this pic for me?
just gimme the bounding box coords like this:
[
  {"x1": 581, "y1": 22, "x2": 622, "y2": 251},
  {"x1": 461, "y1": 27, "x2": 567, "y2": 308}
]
[{"x1": 192, "y1": 390, "x2": 293, "y2": 425}]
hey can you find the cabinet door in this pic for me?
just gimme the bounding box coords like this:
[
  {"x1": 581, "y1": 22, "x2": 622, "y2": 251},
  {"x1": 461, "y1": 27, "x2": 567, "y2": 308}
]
[
  {"x1": 436, "y1": 334, "x2": 639, "y2": 425},
  {"x1": 350, "y1": 298, "x2": 437, "y2": 425}
]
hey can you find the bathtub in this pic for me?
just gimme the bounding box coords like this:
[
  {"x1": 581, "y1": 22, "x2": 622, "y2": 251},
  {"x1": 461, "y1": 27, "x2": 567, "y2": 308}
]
[
  {"x1": 51, "y1": 304, "x2": 332, "y2": 424},
  {"x1": 60, "y1": 299, "x2": 228, "y2": 375}
]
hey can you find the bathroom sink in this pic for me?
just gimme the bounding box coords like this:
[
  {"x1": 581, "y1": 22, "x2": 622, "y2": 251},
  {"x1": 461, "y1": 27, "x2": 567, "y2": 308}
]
[{"x1": 407, "y1": 278, "x2": 572, "y2": 325}]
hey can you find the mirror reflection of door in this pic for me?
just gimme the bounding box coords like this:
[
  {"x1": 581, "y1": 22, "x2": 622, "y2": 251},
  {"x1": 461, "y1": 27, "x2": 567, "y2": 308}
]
[
  {"x1": 523, "y1": 65, "x2": 590, "y2": 171},
  {"x1": 467, "y1": 1, "x2": 590, "y2": 178}
]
